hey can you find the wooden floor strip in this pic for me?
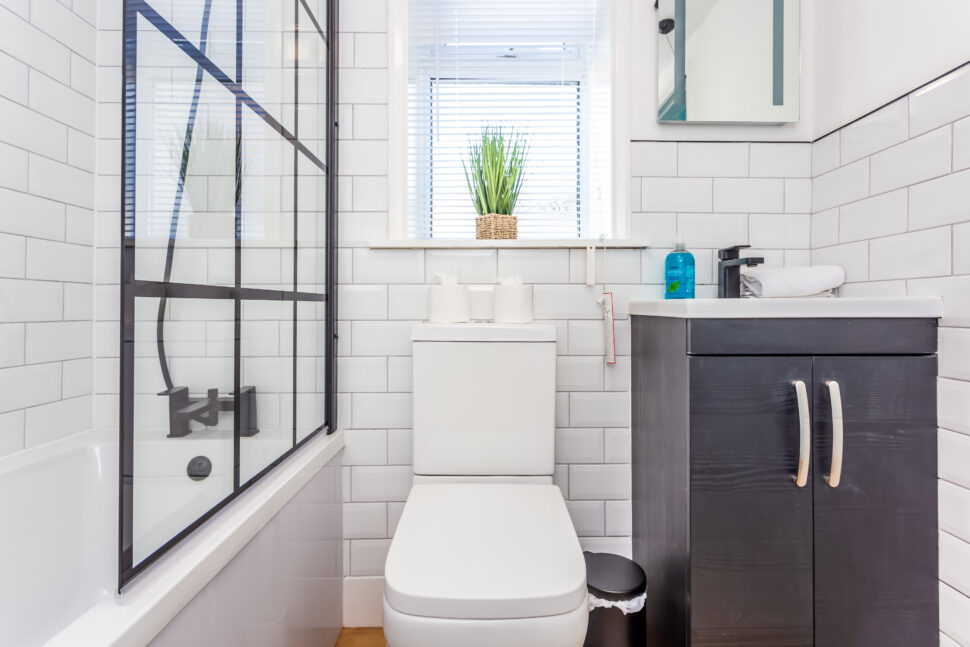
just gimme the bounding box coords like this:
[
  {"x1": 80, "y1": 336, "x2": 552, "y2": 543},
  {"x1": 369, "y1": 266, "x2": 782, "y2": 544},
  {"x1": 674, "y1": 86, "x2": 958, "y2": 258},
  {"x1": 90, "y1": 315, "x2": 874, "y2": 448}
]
[{"x1": 335, "y1": 627, "x2": 386, "y2": 647}]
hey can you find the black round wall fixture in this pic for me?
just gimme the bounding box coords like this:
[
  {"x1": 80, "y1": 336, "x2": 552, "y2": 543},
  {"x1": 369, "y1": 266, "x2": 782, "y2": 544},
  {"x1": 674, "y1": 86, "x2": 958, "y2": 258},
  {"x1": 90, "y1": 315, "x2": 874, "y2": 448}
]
[
  {"x1": 187, "y1": 456, "x2": 213, "y2": 481},
  {"x1": 659, "y1": 18, "x2": 675, "y2": 34}
]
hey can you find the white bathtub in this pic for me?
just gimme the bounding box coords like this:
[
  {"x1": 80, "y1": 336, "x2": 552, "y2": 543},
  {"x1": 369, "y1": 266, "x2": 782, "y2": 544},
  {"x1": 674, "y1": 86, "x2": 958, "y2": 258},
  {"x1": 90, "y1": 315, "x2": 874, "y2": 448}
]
[
  {"x1": 131, "y1": 435, "x2": 293, "y2": 564},
  {"x1": 0, "y1": 428, "x2": 343, "y2": 646},
  {"x1": 0, "y1": 429, "x2": 115, "y2": 646}
]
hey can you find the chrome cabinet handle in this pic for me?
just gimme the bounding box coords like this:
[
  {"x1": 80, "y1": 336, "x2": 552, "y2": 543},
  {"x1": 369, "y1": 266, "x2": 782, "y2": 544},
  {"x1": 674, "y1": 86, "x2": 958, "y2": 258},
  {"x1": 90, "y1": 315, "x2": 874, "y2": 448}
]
[
  {"x1": 793, "y1": 380, "x2": 811, "y2": 488},
  {"x1": 825, "y1": 380, "x2": 844, "y2": 488}
]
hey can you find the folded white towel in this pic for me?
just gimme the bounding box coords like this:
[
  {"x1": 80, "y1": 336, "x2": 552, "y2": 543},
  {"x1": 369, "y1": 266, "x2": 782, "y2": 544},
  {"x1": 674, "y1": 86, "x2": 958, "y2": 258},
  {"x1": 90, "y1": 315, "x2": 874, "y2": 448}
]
[
  {"x1": 742, "y1": 286, "x2": 834, "y2": 299},
  {"x1": 740, "y1": 265, "x2": 845, "y2": 298}
]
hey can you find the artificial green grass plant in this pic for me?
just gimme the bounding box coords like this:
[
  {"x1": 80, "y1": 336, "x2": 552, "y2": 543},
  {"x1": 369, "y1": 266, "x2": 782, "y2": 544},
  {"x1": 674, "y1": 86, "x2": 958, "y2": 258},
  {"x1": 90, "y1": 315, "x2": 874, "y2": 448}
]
[{"x1": 462, "y1": 126, "x2": 527, "y2": 216}]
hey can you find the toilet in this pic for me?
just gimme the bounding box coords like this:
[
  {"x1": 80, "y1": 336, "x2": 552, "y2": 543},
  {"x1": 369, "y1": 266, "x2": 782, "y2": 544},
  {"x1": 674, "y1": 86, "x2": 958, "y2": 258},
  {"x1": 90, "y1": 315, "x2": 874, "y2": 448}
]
[{"x1": 382, "y1": 323, "x2": 589, "y2": 647}]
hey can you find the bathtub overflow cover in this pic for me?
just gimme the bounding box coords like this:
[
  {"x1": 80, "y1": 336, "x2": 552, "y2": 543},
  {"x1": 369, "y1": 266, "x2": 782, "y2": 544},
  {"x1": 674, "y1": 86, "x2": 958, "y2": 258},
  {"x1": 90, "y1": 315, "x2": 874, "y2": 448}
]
[{"x1": 187, "y1": 456, "x2": 213, "y2": 481}]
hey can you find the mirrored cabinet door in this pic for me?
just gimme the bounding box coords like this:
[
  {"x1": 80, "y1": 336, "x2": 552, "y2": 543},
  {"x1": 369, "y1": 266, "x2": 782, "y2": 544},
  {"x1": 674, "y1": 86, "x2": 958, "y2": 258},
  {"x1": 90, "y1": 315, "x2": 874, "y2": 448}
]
[{"x1": 657, "y1": 0, "x2": 800, "y2": 124}]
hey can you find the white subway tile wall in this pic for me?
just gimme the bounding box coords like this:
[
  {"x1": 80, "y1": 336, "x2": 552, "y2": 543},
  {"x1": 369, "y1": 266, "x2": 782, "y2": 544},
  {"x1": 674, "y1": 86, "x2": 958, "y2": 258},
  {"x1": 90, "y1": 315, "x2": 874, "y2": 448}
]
[
  {"x1": 92, "y1": 0, "x2": 121, "y2": 436},
  {"x1": 336, "y1": 1, "x2": 813, "y2": 623},
  {"x1": 811, "y1": 63, "x2": 970, "y2": 645},
  {"x1": 839, "y1": 98, "x2": 909, "y2": 165},
  {"x1": 0, "y1": 0, "x2": 96, "y2": 456}
]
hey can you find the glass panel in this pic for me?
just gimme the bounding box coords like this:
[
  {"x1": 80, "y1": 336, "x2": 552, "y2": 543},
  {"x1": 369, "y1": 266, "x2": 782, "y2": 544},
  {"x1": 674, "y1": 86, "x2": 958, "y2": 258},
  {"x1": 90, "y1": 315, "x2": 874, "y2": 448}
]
[
  {"x1": 296, "y1": 154, "x2": 327, "y2": 293},
  {"x1": 240, "y1": 299, "x2": 295, "y2": 484},
  {"x1": 296, "y1": 0, "x2": 327, "y2": 161},
  {"x1": 135, "y1": 15, "x2": 237, "y2": 286},
  {"x1": 423, "y1": 82, "x2": 583, "y2": 239},
  {"x1": 132, "y1": 297, "x2": 235, "y2": 565},
  {"x1": 150, "y1": 0, "x2": 238, "y2": 78},
  {"x1": 239, "y1": 301, "x2": 293, "y2": 483},
  {"x1": 297, "y1": 301, "x2": 326, "y2": 442},
  {"x1": 301, "y1": 0, "x2": 328, "y2": 40},
  {"x1": 241, "y1": 109, "x2": 295, "y2": 291},
  {"x1": 242, "y1": 0, "x2": 296, "y2": 132},
  {"x1": 407, "y1": 0, "x2": 611, "y2": 239}
]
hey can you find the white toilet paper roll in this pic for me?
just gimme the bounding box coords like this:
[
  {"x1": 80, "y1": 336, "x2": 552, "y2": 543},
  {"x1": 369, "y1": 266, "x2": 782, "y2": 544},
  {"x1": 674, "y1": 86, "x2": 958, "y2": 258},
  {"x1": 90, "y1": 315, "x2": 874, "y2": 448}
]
[
  {"x1": 428, "y1": 284, "x2": 470, "y2": 323},
  {"x1": 493, "y1": 284, "x2": 534, "y2": 323}
]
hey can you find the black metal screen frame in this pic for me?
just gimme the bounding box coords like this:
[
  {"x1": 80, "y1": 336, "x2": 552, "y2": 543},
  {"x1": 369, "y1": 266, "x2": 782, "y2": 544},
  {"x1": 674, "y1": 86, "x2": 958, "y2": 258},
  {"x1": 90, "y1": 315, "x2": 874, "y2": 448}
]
[{"x1": 118, "y1": 0, "x2": 338, "y2": 590}]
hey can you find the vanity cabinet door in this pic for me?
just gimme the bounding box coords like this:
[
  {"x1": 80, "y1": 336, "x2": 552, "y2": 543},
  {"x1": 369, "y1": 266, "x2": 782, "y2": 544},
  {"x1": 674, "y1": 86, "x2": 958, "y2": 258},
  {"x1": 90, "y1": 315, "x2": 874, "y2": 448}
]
[
  {"x1": 689, "y1": 356, "x2": 815, "y2": 647},
  {"x1": 812, "y1": 356, "x2": 939, "y2": 647}
]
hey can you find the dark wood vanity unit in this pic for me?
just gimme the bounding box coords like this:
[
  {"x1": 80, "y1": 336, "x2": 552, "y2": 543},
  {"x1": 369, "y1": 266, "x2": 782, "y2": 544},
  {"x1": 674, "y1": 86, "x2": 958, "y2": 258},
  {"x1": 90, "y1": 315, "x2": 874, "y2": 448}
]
[{"x1": 630, "y1": 299, "x2": 942, "y2": 647}]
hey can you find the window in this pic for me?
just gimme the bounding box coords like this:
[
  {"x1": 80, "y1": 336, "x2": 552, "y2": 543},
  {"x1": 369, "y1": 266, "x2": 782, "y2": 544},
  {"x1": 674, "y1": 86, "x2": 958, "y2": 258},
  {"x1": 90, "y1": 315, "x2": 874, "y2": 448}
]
[{"x1": 405, "y1": 0, "x2": 615, "y2": 240}]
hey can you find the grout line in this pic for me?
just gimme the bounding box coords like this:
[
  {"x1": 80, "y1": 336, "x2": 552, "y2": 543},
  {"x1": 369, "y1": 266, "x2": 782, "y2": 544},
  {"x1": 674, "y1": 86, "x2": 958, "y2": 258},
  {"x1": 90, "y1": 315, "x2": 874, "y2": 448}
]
[
  {"x1": 950, "y1": 224, "x2": 955, "y2": 275},
  {"x1": 952, "y1": 118, "x2": 957, "y2": 172},
  {"x1": 821, "y1": 221, "x2": 956, "y2": 248},
  {"x1": 940, "y1": 529, "x2": 970, "y2": 550},
  {"x1": 867, "y1": 153, "x2": 872, "y2": 197},
  {"x1": 940, "y1": 475, "x2": 970, "y2": 492},
  {"x1": 904, "y1": 95, "x2": 911, "y2": 141}
]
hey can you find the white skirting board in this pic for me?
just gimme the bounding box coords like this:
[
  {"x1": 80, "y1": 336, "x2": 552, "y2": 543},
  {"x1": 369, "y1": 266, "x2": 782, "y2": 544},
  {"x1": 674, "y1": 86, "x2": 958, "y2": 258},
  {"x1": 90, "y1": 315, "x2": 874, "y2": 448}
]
[{"x1": 344, "y1": 577, "x2": 385, "y2": 627}]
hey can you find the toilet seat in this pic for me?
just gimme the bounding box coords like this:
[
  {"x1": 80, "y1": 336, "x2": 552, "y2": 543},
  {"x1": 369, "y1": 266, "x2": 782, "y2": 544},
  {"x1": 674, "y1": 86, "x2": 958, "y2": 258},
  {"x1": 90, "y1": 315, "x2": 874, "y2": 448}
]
[
  {"x1": 384, "y1": 483, "x2": 587, "y2": 620},
  {"x1": 382, "y1": 595, "x2": 589, "y2": 647}
]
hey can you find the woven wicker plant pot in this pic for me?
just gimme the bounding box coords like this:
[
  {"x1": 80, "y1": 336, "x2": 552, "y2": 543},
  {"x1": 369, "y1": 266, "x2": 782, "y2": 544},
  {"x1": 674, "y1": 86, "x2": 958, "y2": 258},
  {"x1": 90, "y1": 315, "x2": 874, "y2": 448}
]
[{"x1": 476, "y1": 213, "x2": 518, "y2": 240}]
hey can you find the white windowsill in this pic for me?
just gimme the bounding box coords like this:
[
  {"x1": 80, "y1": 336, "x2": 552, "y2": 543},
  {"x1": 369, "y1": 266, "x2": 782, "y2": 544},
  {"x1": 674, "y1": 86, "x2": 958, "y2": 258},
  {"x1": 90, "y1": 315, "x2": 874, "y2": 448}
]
[{"x1": 369, "y1": 238, "x2": 650, "y2": 250}]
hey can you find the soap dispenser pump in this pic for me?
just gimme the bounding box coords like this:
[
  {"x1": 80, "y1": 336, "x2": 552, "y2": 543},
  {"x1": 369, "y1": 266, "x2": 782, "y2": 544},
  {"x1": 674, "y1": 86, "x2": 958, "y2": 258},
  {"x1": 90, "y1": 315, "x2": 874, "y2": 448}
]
[{"x1": 665, "y1": 238, "x2": 695, "y2": 300}]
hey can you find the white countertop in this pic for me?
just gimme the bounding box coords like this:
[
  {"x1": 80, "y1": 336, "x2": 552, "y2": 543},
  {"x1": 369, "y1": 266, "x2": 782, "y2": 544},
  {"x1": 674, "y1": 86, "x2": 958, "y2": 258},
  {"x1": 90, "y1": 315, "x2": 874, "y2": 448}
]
[{"x1": 629, "y1": 297, "x2": 943, "y2": 319}]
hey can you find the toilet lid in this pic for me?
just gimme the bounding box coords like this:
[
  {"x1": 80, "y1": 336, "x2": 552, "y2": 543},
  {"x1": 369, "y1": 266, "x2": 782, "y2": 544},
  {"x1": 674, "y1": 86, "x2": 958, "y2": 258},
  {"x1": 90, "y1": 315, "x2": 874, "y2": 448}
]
[{"x1": 384, "y1": 484, "x2": 588, "y2": 620}]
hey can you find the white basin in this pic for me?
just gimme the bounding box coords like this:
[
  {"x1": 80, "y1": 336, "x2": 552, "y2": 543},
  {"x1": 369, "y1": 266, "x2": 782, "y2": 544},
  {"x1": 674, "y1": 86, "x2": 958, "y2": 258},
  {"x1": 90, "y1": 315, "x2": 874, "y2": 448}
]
[{"x1": 628, "y1": 297, "x2": 943, "y2": 319}]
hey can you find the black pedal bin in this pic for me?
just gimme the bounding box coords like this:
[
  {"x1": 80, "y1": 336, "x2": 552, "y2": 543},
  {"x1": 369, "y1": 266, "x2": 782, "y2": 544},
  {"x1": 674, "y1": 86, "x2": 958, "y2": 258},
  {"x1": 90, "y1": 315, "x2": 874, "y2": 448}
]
[{"x1": 583, "y1": 551, "x2": 647, "y2": 647}]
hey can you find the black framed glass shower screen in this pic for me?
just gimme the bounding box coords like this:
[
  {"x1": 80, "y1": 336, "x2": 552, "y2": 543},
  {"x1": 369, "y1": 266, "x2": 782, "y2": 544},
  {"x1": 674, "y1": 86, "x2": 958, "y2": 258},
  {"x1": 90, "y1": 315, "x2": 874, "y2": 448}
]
[{"x1": 119, "y1": 0, "x2": 337, "y2": 589}]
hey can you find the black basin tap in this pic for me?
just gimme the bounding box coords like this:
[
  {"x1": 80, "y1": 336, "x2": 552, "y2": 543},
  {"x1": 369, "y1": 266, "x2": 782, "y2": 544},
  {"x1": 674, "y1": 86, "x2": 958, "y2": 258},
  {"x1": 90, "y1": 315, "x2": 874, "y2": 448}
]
[{"x1": 717, "y1": 245, "x2": 765, "y2": 298}]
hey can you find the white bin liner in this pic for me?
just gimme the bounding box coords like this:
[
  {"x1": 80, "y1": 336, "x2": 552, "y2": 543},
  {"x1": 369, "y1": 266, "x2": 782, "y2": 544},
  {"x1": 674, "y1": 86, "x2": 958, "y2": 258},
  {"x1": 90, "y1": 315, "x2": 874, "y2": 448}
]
[{"x1": 587, "y1": 591, "x2": 646, "y2": 615}]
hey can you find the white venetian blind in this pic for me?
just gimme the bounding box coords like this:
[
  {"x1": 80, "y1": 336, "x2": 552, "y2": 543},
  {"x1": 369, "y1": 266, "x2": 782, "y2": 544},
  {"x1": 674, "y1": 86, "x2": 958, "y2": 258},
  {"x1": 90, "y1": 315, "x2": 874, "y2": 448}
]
[{"x1": 408, "y1": 0, "x2": 613, "y2": 239}]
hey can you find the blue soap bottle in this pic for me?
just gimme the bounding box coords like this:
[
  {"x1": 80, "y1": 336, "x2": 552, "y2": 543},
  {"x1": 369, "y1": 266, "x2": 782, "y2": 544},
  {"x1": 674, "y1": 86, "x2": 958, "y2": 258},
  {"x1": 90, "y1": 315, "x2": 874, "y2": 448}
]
[{"x1": 664, "y1": 238, "x2": 695, "y2": 299}]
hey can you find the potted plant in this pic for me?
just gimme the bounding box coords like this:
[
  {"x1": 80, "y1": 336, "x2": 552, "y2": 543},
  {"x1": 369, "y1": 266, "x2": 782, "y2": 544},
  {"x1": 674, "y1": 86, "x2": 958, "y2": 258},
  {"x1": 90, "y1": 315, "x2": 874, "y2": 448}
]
[{"x1": 463, "y1": 126, "x2": 527, "y2": 240}]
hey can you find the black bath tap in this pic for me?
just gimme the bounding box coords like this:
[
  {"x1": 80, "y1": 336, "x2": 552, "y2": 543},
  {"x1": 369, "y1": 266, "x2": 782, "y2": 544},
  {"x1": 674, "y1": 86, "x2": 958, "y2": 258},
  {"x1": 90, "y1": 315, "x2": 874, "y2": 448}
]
[
  {"x1": 160, "y1": 386, "x2": 259, "y2": 438},
  {"x1": 717, "y1": 245, "x2": 765, "y2": 298}
]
